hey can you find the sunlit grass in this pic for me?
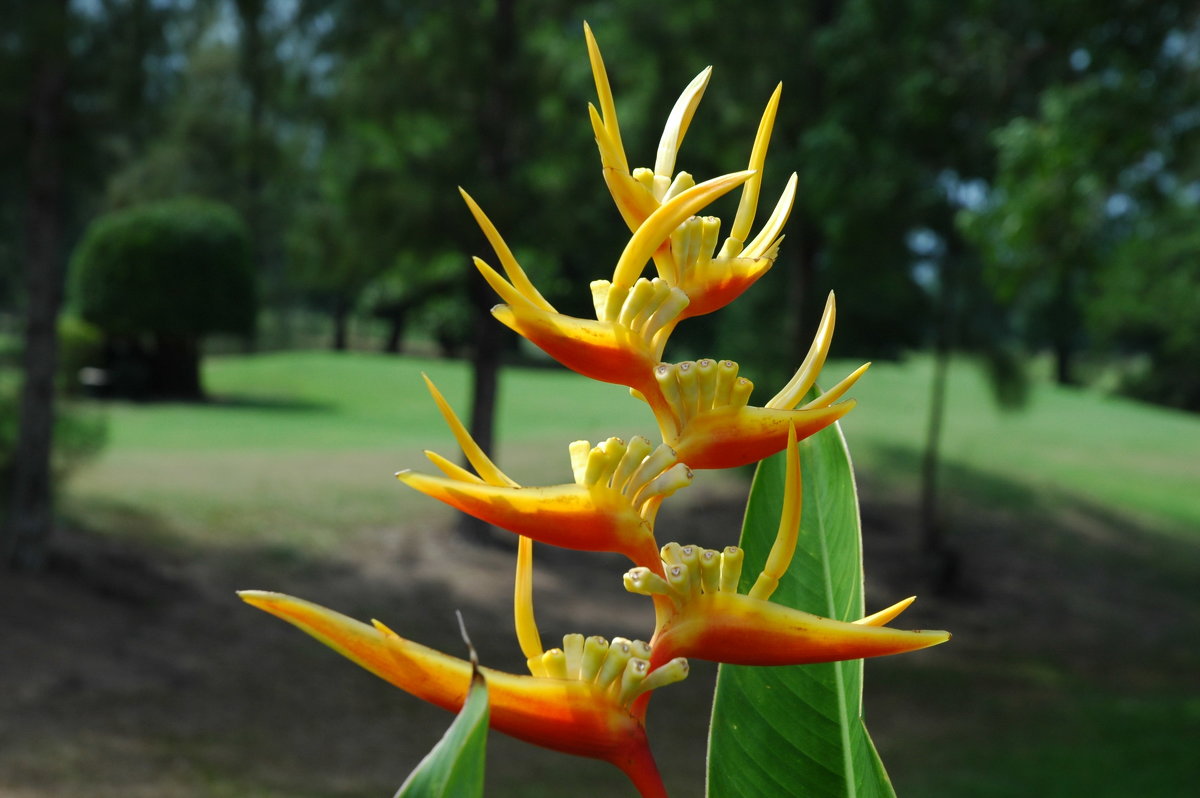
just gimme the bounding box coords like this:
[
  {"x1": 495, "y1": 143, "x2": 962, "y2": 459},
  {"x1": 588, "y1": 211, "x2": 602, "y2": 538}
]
[
  {"x1": 831, "y1": 356, "x2": 1200, "y2": 536},
  {"x1": 65, "y1": 351, "x2": 1200, "y2": 551}
]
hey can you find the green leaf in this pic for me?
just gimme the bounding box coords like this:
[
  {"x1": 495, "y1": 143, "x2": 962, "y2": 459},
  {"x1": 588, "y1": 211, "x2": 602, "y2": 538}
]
[
  {"x1": 394, "y1": 660, "x2": 490, "y2": 798},
  {"x1": 706, "y1": 421, "x2": 897, "y2": 798}
]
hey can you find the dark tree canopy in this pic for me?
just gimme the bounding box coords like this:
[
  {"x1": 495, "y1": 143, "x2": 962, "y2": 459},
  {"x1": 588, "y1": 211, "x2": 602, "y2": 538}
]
[{"x1": 71, "y1": 197, "x2": 256, "y2": 339}]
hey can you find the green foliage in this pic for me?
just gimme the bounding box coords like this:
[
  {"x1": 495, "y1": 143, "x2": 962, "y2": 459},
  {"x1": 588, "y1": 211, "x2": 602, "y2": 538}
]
[
  {"x1": 394, "y1": 658, "x2": 490, "y2": 798},
  {"x1": 0, "y1": 382, "x2": 107, "y2": 508},
  {"x1": 70, "y1": 197, "x2": 256, "y2": 339},
  {"x1": 1089, "y1": 203, "x2": 1200, "y2": 410},
  {"x1": 56, "y1": 315, "x2": 105, "y2": 394},
  {"x1": 708, "y1": 423, "x2": 895, "y2": 798}
]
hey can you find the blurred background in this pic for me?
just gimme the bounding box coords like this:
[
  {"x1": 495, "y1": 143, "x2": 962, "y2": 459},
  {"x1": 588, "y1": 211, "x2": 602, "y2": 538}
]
[{"x1": 2, "y1": 1, "x2": 1198, "y2": 796}]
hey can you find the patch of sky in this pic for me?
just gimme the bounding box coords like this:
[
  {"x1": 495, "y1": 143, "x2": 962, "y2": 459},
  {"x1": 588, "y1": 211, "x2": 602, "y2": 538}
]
[
  {"x1": 907, "y1": 228, "x2": 944, "y2": 295},
  {"x1": 1162, "y1": 27, "x2": 1200, "y2": 66},
  {"x1": 938, "y1": 169, "x2": 989, "y2": 211},
  {"x1": 910, "y1": 260, "x2": 939, "y2": 294},
  {"x1": 1104, "y1": 193, "x2": 1134, "y2": 218},
  {"x1": 906, "y1": 227, "x2": 945, "y2": 258}
]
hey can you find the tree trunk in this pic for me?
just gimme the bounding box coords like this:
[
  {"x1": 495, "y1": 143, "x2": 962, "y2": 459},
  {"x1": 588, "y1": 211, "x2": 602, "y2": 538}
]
[
  {"x1": 786, "y1": 223, "x2": 821, "y2": 369},
  {"x1": 1052, "y1": 332, "x2": 1076, "y2": 387},
  {"x1": 5, "y1": 0, "x2": 68, "y2": 572},
  {"x1": 331, "y1": 298, "x2": 349, "y2": 351},
  {"x1": 919, "y1": 255, "x2": 962, "y2": 596},
  {"x1": 382, "y1": 308, "x2": 406, "y2": 354},
  {"x1": 150, "y1": 334, "x2": 203, "y2": 399},
  {"x1": 920, "y1": 345, "x2": 949, "y2": 545},
  {"x1": 1050, "y1": 265, "x2": 1081, "y2": 387},
  {"x1": 458, "y1": 0, "x2": 517, "y2": 546},
  {"x1": 234, "y1": 0, "x2": 270, "y2": 320}
]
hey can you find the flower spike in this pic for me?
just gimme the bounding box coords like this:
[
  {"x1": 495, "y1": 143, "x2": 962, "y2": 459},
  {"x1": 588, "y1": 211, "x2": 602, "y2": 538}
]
[
  {"x1": 396, "y1": 376, "x2": 689, "y2": 571},
  {"x1": 624, "y1": 429, "x2": 950, "y2": 669},
  {"x1": 239, "y1": 591, "x2": 685, "y2": 798}
]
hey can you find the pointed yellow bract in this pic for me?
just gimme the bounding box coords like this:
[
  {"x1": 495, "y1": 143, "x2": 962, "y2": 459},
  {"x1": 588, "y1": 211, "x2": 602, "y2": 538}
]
[{"x1": 623, "y1": 431, "x2": 949, "y2": 668}]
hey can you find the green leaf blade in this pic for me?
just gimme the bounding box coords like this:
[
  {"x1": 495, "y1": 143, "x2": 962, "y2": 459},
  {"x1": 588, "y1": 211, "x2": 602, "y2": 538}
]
[
  {"x1": 394, "y1": 663, "x2": 490, "y2": 798},
  {"x1": 706, "y1": 421, "x2": 897, "y2": 798}
]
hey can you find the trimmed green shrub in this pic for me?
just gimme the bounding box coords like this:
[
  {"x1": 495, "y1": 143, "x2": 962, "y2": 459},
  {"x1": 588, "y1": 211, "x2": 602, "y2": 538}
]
[{"x1": 69, "y1": 198, "x2": 256, "y2": 398}]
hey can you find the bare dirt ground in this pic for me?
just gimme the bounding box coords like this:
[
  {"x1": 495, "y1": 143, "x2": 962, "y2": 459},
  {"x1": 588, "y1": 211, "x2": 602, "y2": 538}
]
[{"x1": 2, "y1": 475, "x2": 1197, "y2": 797}]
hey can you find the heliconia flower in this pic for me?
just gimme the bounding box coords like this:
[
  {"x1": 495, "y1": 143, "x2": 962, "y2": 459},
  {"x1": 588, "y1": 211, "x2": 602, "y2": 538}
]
[
  {"x1": 584, "y1": 22, "x2": 798, "y2": 319},
  {"x1": 396, "y1": 374, "x2": 691, "y2": 573},
  {"x1": 643, "y1": 292, "x2": 870, "y2": 470},
  {"x1": 459, "y1": 169, "x2": 753, "y2": 406},
  {"x1": 239, "y1": 538, "x2": 690, "y2": 798},
  {"x1": 623, "y1": 427, "x2": 950, "y2": 669}
]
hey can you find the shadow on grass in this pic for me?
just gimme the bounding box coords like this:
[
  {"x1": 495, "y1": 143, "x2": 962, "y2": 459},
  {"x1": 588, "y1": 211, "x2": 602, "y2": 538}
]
[
  {"x1": 6, "y1": 503, "x2": 652, "y2": 797},
  {"x1": 862, "y1": 441, "x2": 1199, "y2": 583},
  {"x1": 853, "y1": 442, "x2": 1200, "y2": 798}
]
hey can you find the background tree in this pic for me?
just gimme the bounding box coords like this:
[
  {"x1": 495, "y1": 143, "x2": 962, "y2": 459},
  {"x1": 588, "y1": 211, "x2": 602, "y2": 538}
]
[
  {"x1": 1090, "y1": 200, "x2": 1200, "y2": 411},
  {"x1": 1, "y1": 0, "x2": 180, "y2": 570},
  {"x1": 2, "y1": 0, "x2": 69, "y2": 571},
  {"x1": 960, "y1": 81, "x2": 1145, "y2": 386}
]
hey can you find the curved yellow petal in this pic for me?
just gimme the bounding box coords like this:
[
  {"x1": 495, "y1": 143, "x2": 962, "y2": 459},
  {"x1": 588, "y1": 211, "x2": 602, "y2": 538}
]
[
  {"x1": 855, "y1": 596, "x2": 917, "y2": 627},
  {"x1": 459, "y1": 189, "x2": 555, "y2": 313},
  {"x1": 421, "y1": 374, "x2": 516, "y2": 488},
  {"x1": 514, "y1": 536, "x2": 544, "y2": 666},
  {"x1": 612, "y1": 170, "x2": 755, "y2": 287},
  {"x1": 654, "y1": 66, "x2": 712, "y2": 182},
  {"x1": 803, "y1": 362, "x2": 871, "y2": 410},
  {"x1": 728, "y1": 83, "x2": 782, "y2": 245},
  {"x1": 584, "y1": 22, "x2": 628, "y2": 175},
  {"x1": 590, "y1": 104, "x2": 658, "y2": 230},
  {"x1": 767, "y1": 291, "x2": 837, "y2": 410},
  {"x1": 742, "y1": 171, "x2": 797, "y2": 260},
  {"x1": 747, "y1": 424, "x2": 801, "y2": 601}
]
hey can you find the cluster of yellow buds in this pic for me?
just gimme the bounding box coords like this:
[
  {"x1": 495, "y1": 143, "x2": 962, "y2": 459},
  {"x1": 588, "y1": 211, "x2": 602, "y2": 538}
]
[{"x1": 241, "y1": 24, "x2": 948, "y2": 797}]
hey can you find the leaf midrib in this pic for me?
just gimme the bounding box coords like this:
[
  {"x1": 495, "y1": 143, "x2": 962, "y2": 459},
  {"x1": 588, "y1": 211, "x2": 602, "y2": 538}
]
[{"x1": 809, "y1": 433, "x2": 858, "y2": 798}]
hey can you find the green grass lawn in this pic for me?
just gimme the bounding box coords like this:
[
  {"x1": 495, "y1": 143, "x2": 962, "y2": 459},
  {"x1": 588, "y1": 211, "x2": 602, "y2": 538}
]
[{"x1": 67, "y1": 350, "x2": 1200, "y2": 550}]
